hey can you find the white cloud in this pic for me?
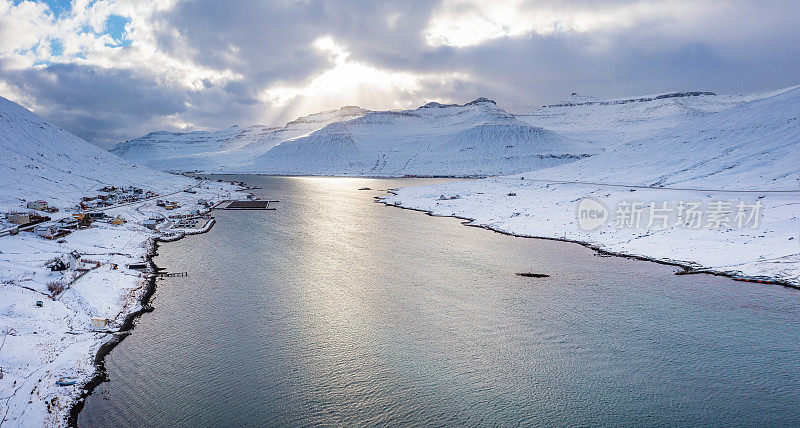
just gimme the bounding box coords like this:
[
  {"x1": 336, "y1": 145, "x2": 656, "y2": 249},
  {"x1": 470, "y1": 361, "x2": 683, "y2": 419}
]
[
  {"x1": 0, "y1": 0, "x2": 241, "y2": 88},
  {"x1": 424, "y1": 0, "x2": 716, "y2": 48}
]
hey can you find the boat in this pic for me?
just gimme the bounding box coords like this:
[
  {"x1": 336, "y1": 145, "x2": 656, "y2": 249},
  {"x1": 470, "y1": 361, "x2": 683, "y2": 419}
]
[
  {"x1": 56, "y1": 377, "x2": 76, "y2": 386},
  {"x1": 516, "y1": 272, "x2": 549, "y2": 278}
]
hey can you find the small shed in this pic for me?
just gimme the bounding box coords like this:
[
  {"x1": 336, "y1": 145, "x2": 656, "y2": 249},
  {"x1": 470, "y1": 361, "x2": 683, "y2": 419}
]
[
  {"x1": 90, "y1": 318, "x2": 110, "y2": 329},
  {"x1": 26, "y1": 200, "x2": 48, "y2": 211},
  {"x1": 142, "y1": 219, "x2": 158, "y2": 230}
]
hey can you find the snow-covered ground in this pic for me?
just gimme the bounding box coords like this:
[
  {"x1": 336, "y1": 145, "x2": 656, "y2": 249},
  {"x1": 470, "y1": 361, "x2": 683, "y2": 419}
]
[
  {"x1": 0, "y1": 97, "x2": 245, "y2": 426},
  {"x1": 384, "y1": 86, "x2": 800, "y2": 286}
]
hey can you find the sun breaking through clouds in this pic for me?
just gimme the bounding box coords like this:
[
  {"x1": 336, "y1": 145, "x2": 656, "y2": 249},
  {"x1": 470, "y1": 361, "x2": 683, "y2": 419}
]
[{"x1": 0, "y1": 0, "x2": 798, "y2": 147}]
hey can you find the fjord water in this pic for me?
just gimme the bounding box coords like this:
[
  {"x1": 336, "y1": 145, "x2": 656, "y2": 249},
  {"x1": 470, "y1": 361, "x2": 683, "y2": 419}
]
[{"x1": 79, "y1": 176, "x2": 800, "y2": 427}]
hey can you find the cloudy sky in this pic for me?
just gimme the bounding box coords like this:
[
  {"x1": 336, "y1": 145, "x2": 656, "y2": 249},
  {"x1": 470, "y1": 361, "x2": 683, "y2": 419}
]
[{"x1": 1, "y1": 0, "x2": 798, "y2": 147}]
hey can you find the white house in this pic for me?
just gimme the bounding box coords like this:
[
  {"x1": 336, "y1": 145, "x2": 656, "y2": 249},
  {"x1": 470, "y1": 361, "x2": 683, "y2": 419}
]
[
  {"x1": 56, "y1": 217, "x2": 78, "y2": 230},
  {"x1": 35, "y1": 224, "x2": 62, "y2": 239}
]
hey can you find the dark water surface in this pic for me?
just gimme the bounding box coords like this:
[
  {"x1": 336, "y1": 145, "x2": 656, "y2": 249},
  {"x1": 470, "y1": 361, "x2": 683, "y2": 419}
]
[{"x1": 79, "y1": 176, "x2": 800, "y2": 427}]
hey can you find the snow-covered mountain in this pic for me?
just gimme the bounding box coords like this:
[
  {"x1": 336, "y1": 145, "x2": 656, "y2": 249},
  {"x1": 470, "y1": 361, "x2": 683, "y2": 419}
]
[
  {"x1": 110, "y1": 106, "x2": 370, "y2": 172},
  {"x1": 0, "y1": 96, "x2": 192, "y2": 211},
  {"x1": 109, "y1": 124, "x2": 278, "y2": 166},
  {"x1": 252, "y1": 98, "x2": 597, "y2": 176},
  {"x1": 520, "y1": 85, "x2": 800, "y2": 189},
  {"x1": 111, "y1": 90, "x2": 784, "y2": 178},
  {"x1": 518, "y1": 90, "x2": 777, "y2": 148},
  {"x1": 385, "y1": 85, "x2": 800, "y2": 284}
]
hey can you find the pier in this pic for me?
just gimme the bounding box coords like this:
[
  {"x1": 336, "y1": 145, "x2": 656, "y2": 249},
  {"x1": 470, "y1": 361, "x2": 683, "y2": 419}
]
[{"x1": 213, "y1": 200, "x2": 279, "y2": 210}]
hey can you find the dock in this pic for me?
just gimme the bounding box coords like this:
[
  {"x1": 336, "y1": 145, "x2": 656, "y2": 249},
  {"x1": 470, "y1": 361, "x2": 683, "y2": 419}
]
[
  {"x1": 150, "y1": 272, "x2": 188, "y2": 277},
  {"x1": 213, "y1": 200, "x2": 279, "y2": 210}
]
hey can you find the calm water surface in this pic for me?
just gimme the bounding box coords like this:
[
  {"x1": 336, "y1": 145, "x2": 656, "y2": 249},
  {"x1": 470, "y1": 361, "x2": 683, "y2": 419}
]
[{"x1": 79, "y1": 176, "x2": 800, "y2": 427}]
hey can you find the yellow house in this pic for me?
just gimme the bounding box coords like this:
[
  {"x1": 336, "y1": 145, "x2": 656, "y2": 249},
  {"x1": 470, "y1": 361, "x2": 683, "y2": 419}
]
[
  {"x1": 111, "y1": 215, "x2": 125, "y2": 225},
  {"x1": 90, "y1": 318, "x2": 109, "y2": 329},
  {"x1": 6, "y1": 212, "x2": 30, "y2": 224}
]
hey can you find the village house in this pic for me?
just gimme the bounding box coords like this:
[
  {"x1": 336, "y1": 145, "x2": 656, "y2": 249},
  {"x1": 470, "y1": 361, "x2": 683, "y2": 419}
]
[
  {"x1": 56, "y1": 217, "x2": 79, "y2": 230},
  {"x1": 26, "y1": 200, "x2": 48, "y2": 211},
  {"x1": 5, "y1": 212, "x2": 30, "y2": 225},
  {"x1": 90, "y1": 318, "x2": 110, "y2": 329},
  {"x1": 35, "y1": 224, "x2": 63, "y2": 239},
  {"x1": 111, "y1": 215, "x2": 126, "y2": 225},
  {"x1": 142, "y1": 219, "x2": 159, "y2": 230},
  {"x1": 5, "y1": 212, "x2": 50, "y2": 226}
]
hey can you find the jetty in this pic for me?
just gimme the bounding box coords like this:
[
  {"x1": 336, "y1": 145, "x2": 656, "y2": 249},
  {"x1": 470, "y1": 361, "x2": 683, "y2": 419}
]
[{"x1": 213, "y1": 200, "x2": 279, "y2": 210}]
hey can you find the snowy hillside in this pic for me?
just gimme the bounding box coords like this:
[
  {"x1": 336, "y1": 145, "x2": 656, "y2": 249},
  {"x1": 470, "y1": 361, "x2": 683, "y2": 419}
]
[
  {"x1": 515, "y1": 86, "x2": 800, "y2": 190},
  {"x1": 109, "y1": 125, "x2": 278, "y2": 166},
  {"x1": 0, "y1": 96, "x2": 192, "y2": 211},
  {"x1": 385, "y1": 85, "x2": 800, "y2": 285},
  {"x1": 110, "y1": 106, "x2": 370, "y2": 172},
  {"x1": 252, "y1": 98, "x2": 597, "y2": 176},
  {"x1": 518, "y1": 90, "x2": 777, "y2": 148}
]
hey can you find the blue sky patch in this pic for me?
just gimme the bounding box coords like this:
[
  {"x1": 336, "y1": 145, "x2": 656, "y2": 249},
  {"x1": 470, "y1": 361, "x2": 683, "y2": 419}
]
[
  {"x1": 105, "y1": 14, "x2": 132, "y2": 47},
  {"x1": 49, "y1": 39, "x2": 64, "y2": 56}
]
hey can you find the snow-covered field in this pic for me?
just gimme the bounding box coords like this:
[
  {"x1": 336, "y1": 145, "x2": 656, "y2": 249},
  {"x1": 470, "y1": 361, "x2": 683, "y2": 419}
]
[
  {"x1": 0, "y1": 96, "x2": 244, "y2": 426},
  {"x1": 384, "y1": 86, "x2": 800, "y2": 286}
]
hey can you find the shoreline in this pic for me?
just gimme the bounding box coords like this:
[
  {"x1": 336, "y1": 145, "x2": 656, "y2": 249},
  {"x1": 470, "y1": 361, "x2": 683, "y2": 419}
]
[
  {"x1": 379, "y1": 194, "x2": 798, "y2": 290},
  {"x1": 65, "y1": 239, "x2": 159, "y2": 427},
  {"x1": 65, "y1": 216, "x2": 219, "y2": 426},
  {"x1": 195, "y1": 172, "x2": 483, "y2": 179}
]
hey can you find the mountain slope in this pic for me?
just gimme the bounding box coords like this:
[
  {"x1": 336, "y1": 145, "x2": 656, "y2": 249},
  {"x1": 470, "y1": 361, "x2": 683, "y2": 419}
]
[
  {"x1": 518, "y1": 90, "x2": 777, "y2": 148},
  {"x1": 0, "y1": 96, "x2": 192, "y2": 211},
  {"x1": 384, "y1": 85, "x2": 800, "y2": 284},
  {"x1": 110, "y1": 106, "x2": 370, "y2": 172},
  {"x1": 252, "y1": 98, "x2": 597, "y2": 176},
  {"x1": 520, "y1": 85, "x2": 800, "y2": 189}
]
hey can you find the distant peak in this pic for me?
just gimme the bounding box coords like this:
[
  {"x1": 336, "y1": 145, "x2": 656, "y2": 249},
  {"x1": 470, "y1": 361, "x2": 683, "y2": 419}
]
[
  {"x1": 420, "y1": 101, "x2": 458, "y2": 109},
  {"x1": 547, "y1": 91, "x2": 715, "y2": 108},
  {"x1": 417, "y1": 98, "x2": 497, "y2": 109},
  {"x1": 465, "y1": 97, "x2": 496, "y2": 106}
]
